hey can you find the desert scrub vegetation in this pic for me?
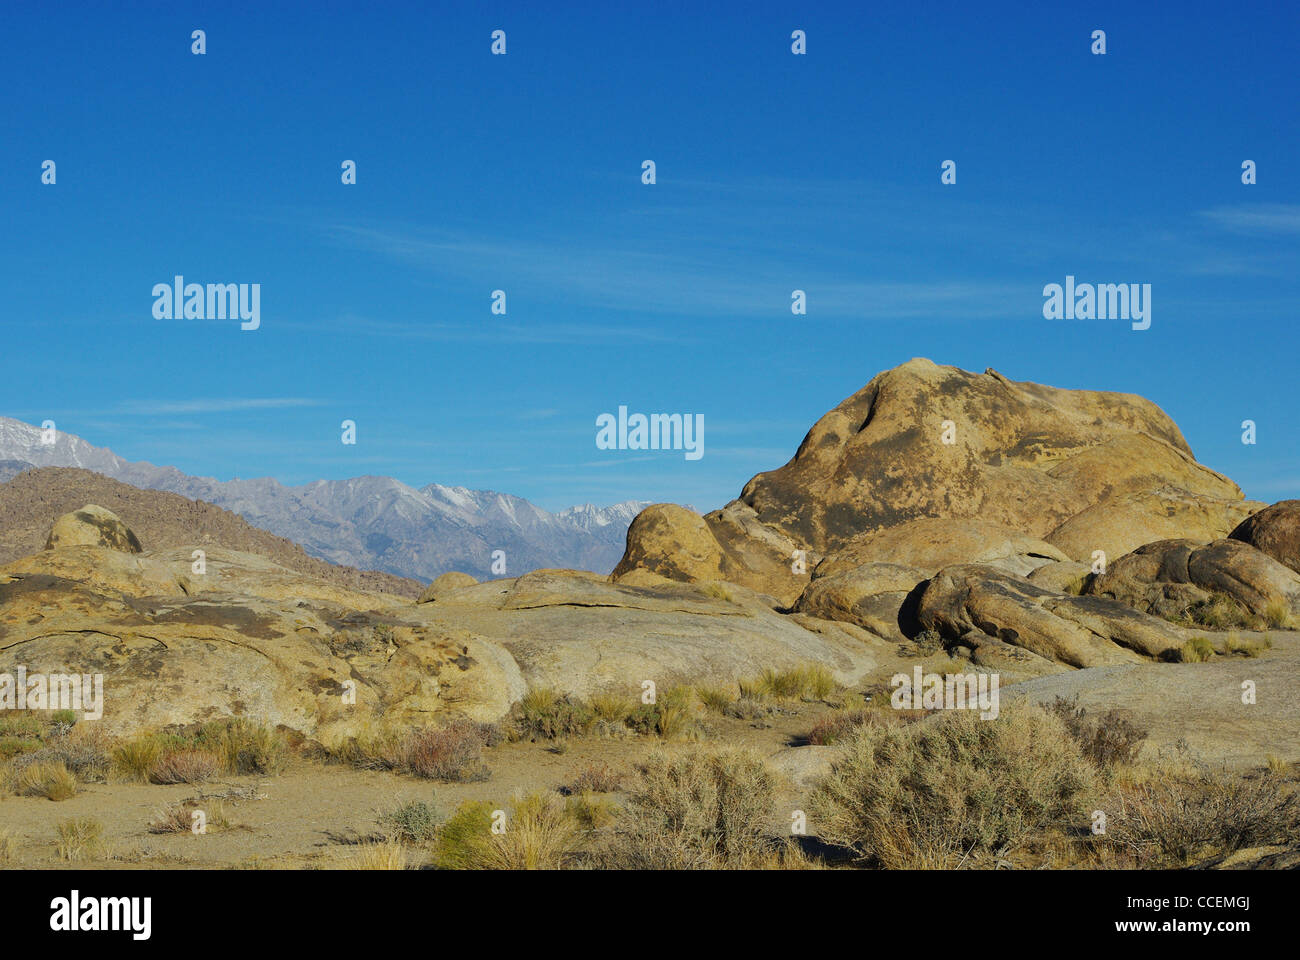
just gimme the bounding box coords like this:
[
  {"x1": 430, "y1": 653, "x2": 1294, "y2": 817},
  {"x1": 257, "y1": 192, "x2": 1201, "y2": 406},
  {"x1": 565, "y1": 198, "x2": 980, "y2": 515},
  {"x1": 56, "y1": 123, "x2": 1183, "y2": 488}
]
[
  {"x1": 148, "y1": 798, "x2": 235, "y2": 834},
  {"x1": 562, "y1": 763, "x2": 624, "y2": 795},
  {"x1": 739, "y1": 664, "x2": 836, "y2": 702},
  {"x1": 510, "y1": 686, "x2": 709, "y2": 742},
  {"x1": 0, "y1": 828, "x2": 16, "y2": 863},
  {"x1": 1047, "y1": 696, "x2": 1148, "y2": 770},
  {"x1": 17, "y1": 761, "x2": 79, "y2": 801},
  {"x1": 1225, "y1": 632, "x2": 1272, "y2": 658},
  {"x1": 377, "y1": 799, "x2": 441, "y2": 844},
  {"x1": 595, "y1": 746, "x2": 794, "y2": 869},
  {"x1": 433, "y1": 792, "x2": 579, "y2": 870},
  {"x1": 1100, "y1": 769, "x2": 1300, "y2": 867},
  {"x1": 1173, "y1": 592, "x2": 1293, "y2": 631},
  {"x1": 512, "y1": 689, "x2": 595, "y2": 740},
  {"x1": 112, "y1": 718, "x2": 287, "y2": 782},
  {"x1": 810, "y1": 703, "x2": 1097, "y2": 868},
  {"x1": 1177, "y1": 636, "x2": 1216, "y2": 663},
  {"x1": 55, "y1": 817, "x2": 106, "y2": 862},
  {"x1": 343, "y1": 840, "x2": 408, "y2": 870},
  {"x1": 324, "y1": 719, "x2": 492, "y2": 782}
]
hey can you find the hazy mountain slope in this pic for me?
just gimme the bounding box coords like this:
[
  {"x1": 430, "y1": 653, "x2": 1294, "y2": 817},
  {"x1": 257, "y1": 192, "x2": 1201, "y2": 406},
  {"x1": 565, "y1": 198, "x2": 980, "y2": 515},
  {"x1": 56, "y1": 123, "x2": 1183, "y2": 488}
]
[
  {"x1": 0, "y1": 467, "x2": 423, "y2": 597},
  {"x1": 0, "y1": 417, "x2": 647, "y2": 581}
]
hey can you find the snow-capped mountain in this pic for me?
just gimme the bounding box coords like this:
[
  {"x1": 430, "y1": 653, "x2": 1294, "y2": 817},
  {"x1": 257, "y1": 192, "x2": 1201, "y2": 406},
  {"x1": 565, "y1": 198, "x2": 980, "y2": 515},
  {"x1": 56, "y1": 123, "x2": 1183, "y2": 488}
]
[{"x1": 0, "y1": 416, "x2": 650, "y2": 581}]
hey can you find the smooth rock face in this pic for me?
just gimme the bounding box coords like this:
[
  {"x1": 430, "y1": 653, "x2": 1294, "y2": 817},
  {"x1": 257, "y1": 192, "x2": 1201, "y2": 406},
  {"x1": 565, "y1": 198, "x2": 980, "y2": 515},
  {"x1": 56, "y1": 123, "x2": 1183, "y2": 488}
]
[
  {"x1": 1026, "y1": 560, "x2": 1093, "y2": 595},
  {"x1": 816, "y1": 518, "x2": 1070, "y2": 579},
  {"x1": 918, "y1": 564, "x2": 1187, "y2": 668},
  {"x1": 44, "y1": 504, "x2": 143, "y2": 553},
  {"x1": 793, "y1": 562, "x2": 928, "y2": 641},
  {"x1": 1230, "y1": 500, "x2": 1300, "y2": 575},
  {"x1": 417, "y1": 570, "x2": 479, "y2": 603},
  {"x1": 1086, "y1": 538, "x2": 1300, "y2": 619},
  {"x1": 615, "y1": 359, "x2": 1249, "y2": 602},
  {"x1": 612, "y1": 503, "x2": 728, "y2": 584},
  {"x1": 1046, "y1": 486, "x2": 1262, "y2": 564},
  {"x1": 734, "y1": 359, "x2": 1243, "y2": 554},
  {"x1": 0, "y1": 546, "x2": 525, "y2": 738}
]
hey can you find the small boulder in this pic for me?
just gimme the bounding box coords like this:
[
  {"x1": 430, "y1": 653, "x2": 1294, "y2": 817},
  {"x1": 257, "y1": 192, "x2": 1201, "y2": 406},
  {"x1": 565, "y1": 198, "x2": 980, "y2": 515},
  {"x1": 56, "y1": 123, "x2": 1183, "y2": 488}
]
[
  {"x1": 612, "y1": 503, "x2": 728, "y2": 584},
  {"x1": 44, "y1": 504, "x2": 142, "y2": 553},
  {"x1": 1230, "y1": 500, "x2": 1300, "y2": 576},
  {"x1": 793, "y1": 562, "x2": 927, "y2": 641},
  {"x1": 417, "y1": 570, "x2": 479, "y2": 604}
]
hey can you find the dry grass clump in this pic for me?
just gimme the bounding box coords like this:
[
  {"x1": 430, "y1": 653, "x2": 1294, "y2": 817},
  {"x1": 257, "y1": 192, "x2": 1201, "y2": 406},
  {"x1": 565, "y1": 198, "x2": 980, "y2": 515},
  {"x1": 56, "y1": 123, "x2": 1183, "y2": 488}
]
[
  {"x1": 810, "y1": 703, "x2": 1096, "y2": 868},
  {"x1": 740, "y1": 665, "x2": 835, "y2": 702},
  {"x1": 113, "y1": 719, "x2": 287, "y2": 782},
  {"x1": 55, "y1": 817, "x2": 105, "y2": 862},
  {"x1": 345, "y1": 840, "x2": 408, "y2": 870},
  {"x1": 433, "y1": 792, "x2": 578, "y2": 870},
  {"x1": 512, "y1": 689, "x2": 595, "y2": 740},
  {"x1": 1178, "y1": 636, "x2": 1216, "y2": 663},
  {"x1": 17, "y1": 761, "x2": 78, "y2": 801},
  {"x1": 1102, "y1": 769, "x2": 1300, "y2": 867},
  {"x1": 625, "y1": 687, "x2": 708, "y2": 741},
  {"x1": 0, "y1": 829, "x2": 17, "y2": 863},
  {"x1": 148, "y1": 798, "x2": 234, "y2": 834},
  {"x1": 597, "y1": 746, "x2": 780, "y2": 869},
  {"x1": 1176, "y1": 592, "x2": 1292, "y2": 631},
  {"x1": 1225, "y1": 633, "x2": 1272, "y2": 658}
]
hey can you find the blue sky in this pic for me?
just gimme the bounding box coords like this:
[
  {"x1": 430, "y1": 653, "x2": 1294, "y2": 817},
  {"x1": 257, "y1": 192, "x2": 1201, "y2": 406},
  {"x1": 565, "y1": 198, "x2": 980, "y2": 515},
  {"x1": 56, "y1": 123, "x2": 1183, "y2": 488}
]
[{"x1": 2, "y1": 1, "x2": 1297, "y2": 512}]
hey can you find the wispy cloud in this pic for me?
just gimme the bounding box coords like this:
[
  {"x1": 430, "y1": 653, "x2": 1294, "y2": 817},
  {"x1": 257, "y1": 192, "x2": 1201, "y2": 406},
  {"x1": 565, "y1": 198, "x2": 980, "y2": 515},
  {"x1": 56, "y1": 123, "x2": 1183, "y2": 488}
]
[
  {"x1": 115, "y1": 398, "x2": 323, "y2": 415},
  {"x1": 1199, "y1": 204, "x2": 1300, "y2": 235}
]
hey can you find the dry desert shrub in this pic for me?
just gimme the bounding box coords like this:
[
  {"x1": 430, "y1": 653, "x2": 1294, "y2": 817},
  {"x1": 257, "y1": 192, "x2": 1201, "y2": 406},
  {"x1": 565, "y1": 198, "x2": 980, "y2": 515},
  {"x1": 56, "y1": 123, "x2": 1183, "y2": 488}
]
[
  {"x1": 0, "y1": 829, "x2": 17, "y2": 863},
  {"x1": 597, "y1": 746, "x2": 779, "y2": 869},
  {"x1": 403, "y1": 721, "x2": 490, "y2": 782},
  {"x1": 1178, "y1": 636, "x2": 1216, "y2": 663},
  {"x1": 150, "y1": 748, "x2": 220, "y2": 784},
  {"x1": 810, "y1": 703, "x2": 1096, "y2": 868},
  {"x1": 17, "y1": 761, "x2": 78, "y2": 801},
  {"x1": 55, "y1": 817, "x2": 105, "y2": 862},
  {"x1": 346, "y1": 840, "x2": 408, "y2": 870},
  {"x1": 433, "y1": 792, "x2": 578, "y2": 870},
  {"x1": 1103, "y1": 769, "x2": 1300, "y2": 867},
  {"x1": 148, "y1": 798, "x2": 233, "y2": 834},
  {"x1": 563, "y1": 763, "x2": 624, "y2": 794},
  {"x1": 377, "y1": 799, "x2": 440, "y2": 844},
  {"x1": 1046, "y1": 696, "x2": 1148, "y2": 769},
  {"x1": 739, "y1": 664, "x2": 835, "y2": 702}
]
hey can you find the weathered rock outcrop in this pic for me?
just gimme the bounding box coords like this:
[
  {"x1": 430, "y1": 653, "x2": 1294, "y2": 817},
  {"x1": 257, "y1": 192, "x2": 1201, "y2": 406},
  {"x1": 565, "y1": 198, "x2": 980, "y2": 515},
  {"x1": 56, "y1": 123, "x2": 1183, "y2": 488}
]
[
  {"x1": 44, "y1": 504, "x2": 142, "y2": 553},
  {"x1": 816, "y1": 518, "x2": 1069, "y2": 579},
  {"x1": 1230, "y1": 500, "x2": 1300, "y2": 576},
  {"x1": 1085, "y1": 538, "x2": 1300, "y2": 620},
  {"x1": 793, "y1": 562, "x2": 927, "y2": 642},
  {"x1": 918, "y1": 564, "x2": 1187, "y2": 668},
  {"x1": 616, "y1": 359, "x2": 1250, "y2": 602}
]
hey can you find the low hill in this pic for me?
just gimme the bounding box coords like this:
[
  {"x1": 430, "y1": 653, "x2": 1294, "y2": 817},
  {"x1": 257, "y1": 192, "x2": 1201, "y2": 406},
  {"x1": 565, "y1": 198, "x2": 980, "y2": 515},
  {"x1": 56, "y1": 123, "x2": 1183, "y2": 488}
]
[{"x1": 0, "y1": 466, "x2": 422, "y2": 597}]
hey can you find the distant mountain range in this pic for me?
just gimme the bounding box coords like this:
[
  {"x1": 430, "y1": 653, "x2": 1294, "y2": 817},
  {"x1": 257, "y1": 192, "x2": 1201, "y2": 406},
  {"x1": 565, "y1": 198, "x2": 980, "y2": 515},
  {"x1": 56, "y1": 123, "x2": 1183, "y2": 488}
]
[{"x1": 0, "y1": 417, "x2": 650, "y2": 582}]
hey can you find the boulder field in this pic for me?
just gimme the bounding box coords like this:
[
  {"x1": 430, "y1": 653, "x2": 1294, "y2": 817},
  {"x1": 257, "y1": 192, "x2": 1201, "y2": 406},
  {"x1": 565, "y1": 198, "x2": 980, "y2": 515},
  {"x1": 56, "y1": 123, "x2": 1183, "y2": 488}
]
[{"x1": 2, "y1": 360, "x2": 1296, "y2": 766}]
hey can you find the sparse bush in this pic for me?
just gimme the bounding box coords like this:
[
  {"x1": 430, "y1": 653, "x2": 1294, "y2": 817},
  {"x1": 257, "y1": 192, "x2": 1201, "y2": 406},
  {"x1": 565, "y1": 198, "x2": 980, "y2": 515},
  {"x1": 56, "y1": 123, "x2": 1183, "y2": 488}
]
[
  {"x1": 18, "y1": 761, "x2": 78, "y2": 801},
  {"x1": 695, "y1": 686, "x2": 735, "y2": 714},
  {"x1": 626, "y1": 687, "x2": 706, "y2": 740},
  {"x1": 150, "y1": 749, "x2": 220, "y2": 784},
  {"x1": 566, "y1": 791, "x2": 618, "y2": 829},
  {"x1": 148, "y1": 798, "x2": 232, "y2": 834},
  {"x1": 1047, "y1": 696, "x2": 1148, "y2": 769},
  {"x1": 346, "y1": 840, "x2": 407, "y2": 870},
  {"x1": 55, "y1": 817, "x2": 104, "y2": 862},
  {"x1": 724, "y1": 696, "x2": 774, "y2": 721},
  {"x1": 1226, "y1": 633, "x2": 1272, "y2": 658},
  {"x1": 588, "y1": 693, "x2": 634, "y2": 724},
  {"x1": 599, "y1": 747, "x2": 778, "y2": 869},
  {"x1": 807, "y1": 708, "x2": 878, "y2": 745},
  {"x1": 1179, "y1": 636, "x2": 1216, "y2": 663},
  {"x1": 1263, "y1": 599, "x2": 1294, "y2": 630},
  {"x1": 911, "y1": 629, "x2": 944, "y2": 655},
  {"x1": 378, "y1": 799, "x2": 440, "y2": 844},
  {"x1": 563, "y1": 763, "x2": 623, "y2": 795},
  {"x1": 0, "y1": 829, "x2": 16, "y2": 863},
  {"x1": 810, "y1": 704, "x2": 1096, "y2": 868},
  {"x1": 112, "y1": 736, "x2": 162, "y2": 783},
  {"x1": 15, "y1": 725, "x2": 111, "y2": 782},
  {"x1": 513, "y1": 689, "x2": 595, "y2": 740},
  {"x1": 196, "y1": 718, "x2": 288, "y2": 776},
  {"x1": 433, "y1": 793, "x2": 578, "y2": 870},
  {"x1": 404, "y1": 721, "x2": 489, "y2": 782},
  {"x1": 739, "y1": 665, "x2": 835, "y2": 702},
  {"x1": 1105, "y1": 770, "x2": 1300, "y2": 866}
]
